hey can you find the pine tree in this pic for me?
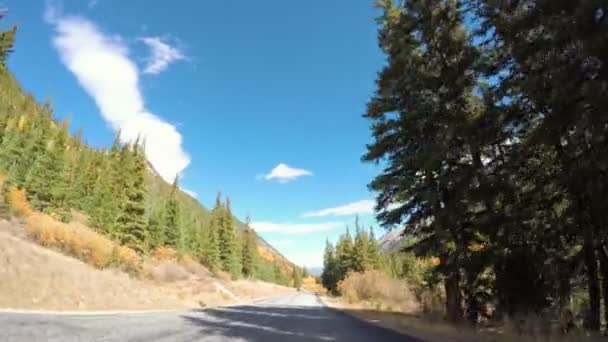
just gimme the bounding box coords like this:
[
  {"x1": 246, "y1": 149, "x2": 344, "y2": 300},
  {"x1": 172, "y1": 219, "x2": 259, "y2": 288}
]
[
  {"x1": 0, "y1": 116, "x2": 28, "y2": 181},
  {"x1": 163, "y1": 176, "x2": 181, "y2": 248},
  {"x1": 219, "y1": 197, "x2": 239, "y2": 278},
  {"x1": 366, "y1": 227, "x2": 382, "y2": 270},
  {"x1": 335, "y1": 227, "x2": 354, "y2": 277},
  {"x1": 89, "y1": 153, "x2": 119, "y2": 234},
  {"x1": 292, "y1": 266, "x2": 303, "y2": 289},
  {"x1": 24, "y1": 121, "x2": 70, "y2": 220},
  {"x1": 114, "y1": 143, "x2": 148, "y2": 253},
  {"x1": 147, "y1": 208, "x2": 165, "y2": 250},
  {"x1": 321, "y1": 239, "x2": 339, "y2": 293},
  {"x1": 352, "y1": 217, "x2": 370, "y2": 272},
  {"x1": 205, "y1": 193, "x2": 223, "y2": 269},
  {"x1": 241, "y1": 215, "x2": 257, "y2": 278},
  {"x1": 0, "y1": 18, "x2": 16, "y2": 68}
]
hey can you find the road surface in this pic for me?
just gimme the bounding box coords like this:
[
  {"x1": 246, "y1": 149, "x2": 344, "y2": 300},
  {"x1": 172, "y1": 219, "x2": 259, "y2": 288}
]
[{"x1": 0, "y1": 293, "x2": 420, "y2": 341}]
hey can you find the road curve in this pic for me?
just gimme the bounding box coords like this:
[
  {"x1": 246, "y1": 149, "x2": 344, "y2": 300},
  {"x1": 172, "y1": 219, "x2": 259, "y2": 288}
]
[{"x1": 0, "y1": 293, "x2": 420, "y2": 341}]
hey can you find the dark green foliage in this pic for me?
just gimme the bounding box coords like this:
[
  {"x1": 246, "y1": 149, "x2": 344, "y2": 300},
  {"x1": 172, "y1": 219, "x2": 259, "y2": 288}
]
[
  {"x1": 114, "y1": 143, "x2": 148, "y2": 253},
  {"x1": 321, "y1": 239, "x2": 339, "y2": 293},
  {"x1": 321, "y1": 219, "x2": 384, "y2": 294},
  {"x1": 146, "y1": 209, "x2": 164, "y2": 250},
  {"x1": 0, "y1": 16, "x2": 16, "y2": 68},
  {"x1": 163, "y1": 177, "x2": 181, "y2": 248},
  {"x1": 241, "y1": 216, "x2": 258, "y2": 278},
  {"x1": 218, "y1": 197, "x2": 240, "y2": 278},
  {"x1": 364, "y1": 0, "x2": 608, "y2": 328},
  {"x1": 292, "y1": 266, "x2": 302, "y2": 289},
  {"x1": 352, "y1": 218, "x2": 370, "y2": 272}
]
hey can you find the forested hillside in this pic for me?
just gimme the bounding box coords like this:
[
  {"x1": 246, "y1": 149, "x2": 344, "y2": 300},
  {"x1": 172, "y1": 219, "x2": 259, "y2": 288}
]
[
  {"x1": 364, "y1": 0, "x2": 608, "y2": 332},
  {"x1": 0, "y1": 18, "x2": 296, "y2": 285}
]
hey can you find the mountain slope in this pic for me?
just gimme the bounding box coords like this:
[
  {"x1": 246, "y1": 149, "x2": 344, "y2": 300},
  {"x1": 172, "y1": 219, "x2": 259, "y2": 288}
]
[
  {"x1": 377, "y1": 227, "x2": 406, "y2": 254},
  {"x1": 0, "y1": 50, "x2": 294, "y2": 282}
]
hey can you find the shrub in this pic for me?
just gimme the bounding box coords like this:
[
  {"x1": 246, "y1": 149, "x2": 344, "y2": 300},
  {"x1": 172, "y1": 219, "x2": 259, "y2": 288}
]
[
  {"x1": 144, "y1": 260, "x2": 191, "y2": 283},
  {"x1": 152, "y1": 246, "x2": 178, "y2": 261},
  {"x1": 5, "y1": 188, "x2": 141, "y2": 273},
  {"x1": 6, "y1": 188, "x2": 33, "y2": 218},
  {"x1": 338, "y1": 270, "x2": 419, "y2": 313}
]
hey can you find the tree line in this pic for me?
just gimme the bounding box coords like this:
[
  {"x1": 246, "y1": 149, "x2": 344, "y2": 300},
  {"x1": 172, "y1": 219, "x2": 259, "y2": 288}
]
[
  {"x1": 0, "y1": 17, "x2": 300, "y2": 285},
  {"x1": 321, "y1": 218, "x2": 383, "y2": 293},
  {"x1": 364, "y1": 0, "x2": 608, "y2": 329}
]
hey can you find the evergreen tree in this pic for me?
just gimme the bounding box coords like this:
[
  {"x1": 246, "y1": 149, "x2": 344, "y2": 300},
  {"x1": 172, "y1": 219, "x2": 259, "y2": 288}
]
[
  {"x1": 21, "y1": 121, "x2": 69, "y2": 220},
  {"x1": 241, "y1": 215, "x2": 258, "y2": 278},
  {"x1": 0, "y1": 17, "x2": 16, "y2": 68},
  {"x1": 147, "y1": 208, "x2": 165, "y2": 250},
  {"x1": 163, "y1": 176, "x2": 181, "y2": 248},
  {"x1": 352, "y1": 217, "x2": 370, "y2": 272},
  {"x1": 219, "y1": 197, "x2": 239, "y2": 278},
  {"x1": 89, "y1": 153, "x2": 119, "y2": 234},
  {"x1": 321, "y1": 239, "x2": 339, "y2": 293},
  {"x1": 335, "y1": 227, "x2": 354, "y2": 277},
  {"x1": 366, "y1": 227, "x2": 382, "y2": 270},
  {"x1": 292, "y1": 266, "x2": 303, "y2": 289},
  {"x1": 114, "y1": 143, "x2": 148, "y2": 253},
  {"x1": 205, "y1": 193, "x2": 223, "y2": 269}
]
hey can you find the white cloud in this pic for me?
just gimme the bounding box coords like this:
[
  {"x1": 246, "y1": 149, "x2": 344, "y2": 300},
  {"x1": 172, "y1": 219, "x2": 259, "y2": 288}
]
[
  {"x1": 250, "y1": 221, "x2": 343, "y2": 234},
  {"x1": 139, "y1": 36, "x2": 185, "y2": 75},
  {"x1": 302, "y1": 199, "x2": 375, "y2": 218},
  {"x1": 46, "y1": 6, "x2": 190, "y2": 183},
  {"x1": 262, "y1": 163, "x2": 312, "y2": 183}
]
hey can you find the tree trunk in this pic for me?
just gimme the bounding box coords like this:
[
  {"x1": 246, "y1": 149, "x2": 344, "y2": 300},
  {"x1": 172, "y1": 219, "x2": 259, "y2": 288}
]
[
  {"x1": 597, "y1": 242, "x2": 608, "y2": 331},
  {"x1": 445, "y1": 269, "x2": 463, "y2": 323},
  {"x1": 558, "y1": 262, "x2": 571, "y2": 311},
  {"x1": 583, "y1": 224, "x2": 601, "y2": 331}
]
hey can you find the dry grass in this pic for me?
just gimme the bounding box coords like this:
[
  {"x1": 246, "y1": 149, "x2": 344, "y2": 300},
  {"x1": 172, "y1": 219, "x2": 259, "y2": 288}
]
[
  {"x1": 338, "y1": 270, "x2": 419, "y2": 313},
  {"x1": 0, "y1": 227, "x2": 188, "y2": 310},
  {"x1": 325, "y1": 296, "x2": 606, "y2": 342},
  {"x1": 302, "y1": 276, "x2": 324, "y2": 293},
  {"x1": 0, "y1": 186, "x2": 295, "y2": 311},
  {"x1": 152, "y1": 246, "x2": 179, "y2": 261},
  {"x1": 326, "y1": 271, "x2": 602, "y2": 342},
  {"x1": 6, "y1": 188, "x2": 141, "y2": 274}
]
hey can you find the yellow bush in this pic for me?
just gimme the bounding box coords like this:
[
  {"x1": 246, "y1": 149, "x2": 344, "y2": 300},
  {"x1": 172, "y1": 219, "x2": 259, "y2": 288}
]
[
  {"x1": 111, "y1": 246, "x2": 141, "y2": 275},
  {"x1": 5, "y1": 188, "x2": 141, "y2": 273},
  {"x1": 338, "y1": 271, "x2": 419, "y2": 313},
  {"x1": 152, "y1": 246, "x2": 178, "y2": 260},
  {"x1": 213, "y1": 269, "x2": 232, "y2": 282},
  {"x1": 6, "y1": 188, "x2": 33, "y2": 218}
]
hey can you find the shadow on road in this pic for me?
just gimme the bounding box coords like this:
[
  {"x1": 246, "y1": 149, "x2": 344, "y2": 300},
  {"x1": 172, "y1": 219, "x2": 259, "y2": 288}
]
[{"x1": 181, "y1": 304, "x2": 421, "y2": 342}]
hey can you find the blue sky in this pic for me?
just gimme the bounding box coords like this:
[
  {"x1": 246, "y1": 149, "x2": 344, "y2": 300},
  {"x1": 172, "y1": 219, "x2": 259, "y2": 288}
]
[{"x1": 3, "y1": 0, "x2": 387, "y2": 268}]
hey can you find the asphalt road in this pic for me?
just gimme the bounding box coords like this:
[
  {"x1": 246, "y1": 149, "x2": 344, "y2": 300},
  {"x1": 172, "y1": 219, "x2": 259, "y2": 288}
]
[{"x1": 0, "y1": 293, "x2": 420, "y2": 341}]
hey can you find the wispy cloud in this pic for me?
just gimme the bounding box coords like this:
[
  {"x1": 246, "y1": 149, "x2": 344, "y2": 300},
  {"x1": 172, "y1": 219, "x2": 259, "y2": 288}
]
[
  {"x1": 45, "y1": 4, "x2": 190, "y2": 183},
  {"x1": 139, "y1": 36, "x2": 185, "y2": 75},
  {"x1": 250, "y1": 221, "x2": 343, "y2": 234},
  {"x1": 260, "y1": 163, "x2": 312, "y2": 183},
  {"x1": 302, "y1": 199, "x2": 375, "y2": 218}
]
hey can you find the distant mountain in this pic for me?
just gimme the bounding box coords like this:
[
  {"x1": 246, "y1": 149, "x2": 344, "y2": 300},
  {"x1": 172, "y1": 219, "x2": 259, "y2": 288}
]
[
  {"x1": 377, "y1": 226, "x2": 406, "y2": 253},
  {"x1": 307, "y1": 267, "x2": 323, "y2": 277}
]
